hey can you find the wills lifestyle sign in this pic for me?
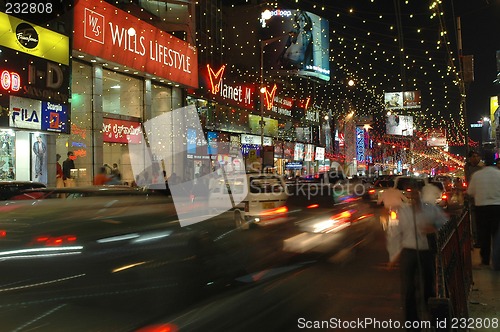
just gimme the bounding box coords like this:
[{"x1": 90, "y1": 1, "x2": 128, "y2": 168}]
[{"x1": 74, "y1": 0, "x2": 198, "y2": 88}]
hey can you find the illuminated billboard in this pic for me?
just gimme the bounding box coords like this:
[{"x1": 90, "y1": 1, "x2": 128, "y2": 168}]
[
  {"x1": 386, "y1": 114, "x2": 414, "y2": 136},
  {"x1": 261, "y1": 9, "x2": 330, "y2": 81},
  {"x1": 427, "y1": 128, "x2": 447, "y2": 147},
  {"x1": 384, "y1": 91, "x2": 421, "y2": 110}
]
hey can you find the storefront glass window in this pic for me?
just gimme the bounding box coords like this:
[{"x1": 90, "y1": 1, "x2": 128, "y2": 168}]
[
  {"x1": 103, "y1": 70, "x2": 143, "y2": 118},
  {"x1": 151, "y1": 83, "x2": 172, "y2": 119},
  {"x1": 56, "y1": 61, "x2": 93, "y2": 185},
  {"x1": 0, "y1": 130, "x2": 15, "y2": 180}
]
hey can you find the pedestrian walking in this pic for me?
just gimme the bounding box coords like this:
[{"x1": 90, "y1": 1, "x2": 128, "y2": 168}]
[
  {"x1": 465, "y1": 150, "x2": 484, "y2": 247},
  {"x1": 93, "y1": 166, "x2": 111, "y2": 185},
  {"x1": 62, "y1": 151, "x2": 76, "y2": 187},
  {"x1": 56, "y1": 154, "x2": 64, "y2": 188},
  {"x1": 467, "y1": 153, "x2": 500, "y2": 269},
  {"x1": 386, "y1": 183, "x2": 447, "y2": 329}
]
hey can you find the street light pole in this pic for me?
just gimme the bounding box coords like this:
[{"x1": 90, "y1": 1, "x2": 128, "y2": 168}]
[{"x1": 259, "y1": 35, "x2": 287, "y2": 170}]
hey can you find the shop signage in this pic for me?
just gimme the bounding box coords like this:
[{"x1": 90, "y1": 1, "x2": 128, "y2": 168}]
[
  {"x1": 241, "y1": 134, "x2": 272, "y2": 146},
  {"x1": 205, "y1": 64, "x2": 255, "y2": 109},
  {"x1": 1, "y1": 70, "x2": 21, "y2": 91},
  {"x1": 9, "y1": 96, "x2": 69, "y2": 133},
  {"x1": 271, "y1": 95, "x2": 293, "y2": 117},
  {"x1": 0, "y1": 47, "x2": 70, "y2": 104},
  {"x1": 305, "y1": 109, "x2": 319, "y2": 123},
  {"x1": 356, "y1": 127, "x2": 365, "y2": 163},
  {"x1": 285, "y1": 161, "x2": 303, "y2": 170},
  {"x1": 0, "y1": 12, "x2": 69, "y2": 65},
  {"x1": 74, "y1": 0, "x2": 198, "y2": 88},
  {"x1": 315, "y1": 147, "x2": 325, "y2": 161},
  {"x1": 102, "y1": 118, "x2": 142, "y2": 144}
]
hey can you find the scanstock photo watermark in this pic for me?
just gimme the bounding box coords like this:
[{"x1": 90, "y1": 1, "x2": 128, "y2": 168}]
[{"x1": 297, "y1": 317, "x2": 500, "y2": 330}]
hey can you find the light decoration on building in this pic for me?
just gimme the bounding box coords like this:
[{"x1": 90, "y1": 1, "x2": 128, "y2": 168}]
[
  {"x1": 206, "y1": 0, "x2": 472, "y2": 152},
  {"x1": 264, "y1": 84, "x2": 277, "y2": 111},
  {"x1": 207, "y1": 64, "x2": 226, "y2": 95}
]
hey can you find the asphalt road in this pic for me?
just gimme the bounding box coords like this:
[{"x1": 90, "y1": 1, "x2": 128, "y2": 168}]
[{"x1": 0, "y1": 205, "x2": 406, "y2": 332}]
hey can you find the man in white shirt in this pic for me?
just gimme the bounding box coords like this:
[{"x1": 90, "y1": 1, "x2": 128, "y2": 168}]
[{"x1": 467, "y1": 155, "x2": 500, "y2": 268}]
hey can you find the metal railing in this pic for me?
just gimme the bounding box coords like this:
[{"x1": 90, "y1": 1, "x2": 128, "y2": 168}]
[{"x1": 428, "y1": 209, "x2": 472, "y2": 326}]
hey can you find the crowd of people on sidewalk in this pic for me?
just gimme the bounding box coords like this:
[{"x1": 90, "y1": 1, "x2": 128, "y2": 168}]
[
  {"x1": 378, "y1": 149, "x2": 500, "y2": 329},
  {"x1": 466, "y1": 151, "x2": 500, "y2": 270}
]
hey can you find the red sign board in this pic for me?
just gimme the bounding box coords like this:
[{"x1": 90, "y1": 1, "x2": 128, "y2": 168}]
[
  {"x1": 102, "y1": 118, "x2": 143, "y2": 144},
  {"x1": 74, "y1": 0, "x2": 198, "y2": 88}
]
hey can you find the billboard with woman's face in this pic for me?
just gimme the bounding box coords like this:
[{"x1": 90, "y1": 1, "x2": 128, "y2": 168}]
[{"x1": 261, "y1": 9, "x2": 330, "y2": 81}]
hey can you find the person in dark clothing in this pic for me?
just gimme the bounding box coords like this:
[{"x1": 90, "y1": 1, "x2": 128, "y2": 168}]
[{"x1": 62, "y1": 151, "x2": 76, "y2": 186}]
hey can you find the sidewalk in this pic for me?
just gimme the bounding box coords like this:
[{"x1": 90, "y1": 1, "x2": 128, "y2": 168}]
[{"x1": 468, "y1": 248, "x2": 500, "y2": 330}]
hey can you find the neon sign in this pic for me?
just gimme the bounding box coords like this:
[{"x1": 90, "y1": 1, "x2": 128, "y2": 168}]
[
  {"x1": 1, "y1": 70, "x2": 21, "y2": 91},
  {"x1": 264, "y1": 84, "x2": 277, "y2": 111},
  {"x1": 206, "y1": 64, "x2": 254, "y2": 108},
  {"x1": 207, "y1": 64, "x2": 225, "y2": 94}
]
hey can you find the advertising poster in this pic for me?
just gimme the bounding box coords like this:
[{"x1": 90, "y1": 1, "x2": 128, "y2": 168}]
[
  {"x1": 427, "y1": 129, "x2": 447, "y2": 147},
  {"x1": 31, "y1": 133, "x2": 47, "y2": 184},
  {"x1": 304, "y1": 144, "x2": 314, "y2": 161},
  {"x1": 187, "y1": 128, "x2": 197, "y2": 154},
  {"x1": 386, "y1": 115, "x2": 414, "y2": 136},
  {"x1": 207, "y1": 131, "x2": 218, "y2": 155},
  {"x1": 315, "y1": 147, "x2": 325, "y2": 161},
  {"x1": 384, "y1": 92, "x2": 404, "y2": 110},
  {"x1": 385, "y1": 91, "x2": 421, "y2": 110},
  {"x1": 294, "y1": 142, "x2": 304, "y2": 161},
  {"x1": 261, "y1": 9, "x2": 330, "y2": 81}
]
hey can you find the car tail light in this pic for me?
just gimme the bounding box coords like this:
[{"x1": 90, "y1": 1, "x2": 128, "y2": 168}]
[
  {"x1": 307, "y1": 204, "x2": 319, "y2": 209},
  {"x1": 441, "y1": 194, "x2": 448, "y2": 200},
  {"x1": 368, "y1": 189, "x2": 375, "y2": 194},
  {"x1": 33, "y1": 235, "x2": 77, "y2": 246},
  {"x1": 329, "y1": 210, "x2": 352, "y2": 222},
  {"x1": 136, "y1": 323, "x2": 178, "y2": 332},
  {"x1": 462, "y1": 182, "x2": 467, "y2": 188},
  {"x1": 0, "y1": 230, "x2": 6, "y2": 238},
  {"x1": 260, "y1": 206, "x2": 288, "y2": 216}
]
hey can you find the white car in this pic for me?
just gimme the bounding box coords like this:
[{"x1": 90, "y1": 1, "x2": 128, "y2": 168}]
[
  {"x1": 208, "y1": 172, "x2": 288, "y2": 229},
  {"x1": 392, "y1": 176, "x2": 446, "y2": 207}
]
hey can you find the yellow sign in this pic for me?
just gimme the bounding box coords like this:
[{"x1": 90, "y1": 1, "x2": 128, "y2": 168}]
[{"x1": 0, "y1": 12, "x2": 69, "y2": 65}]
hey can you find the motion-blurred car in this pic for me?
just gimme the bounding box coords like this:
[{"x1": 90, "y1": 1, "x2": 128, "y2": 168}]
[
  {"x1": 283, "y1": 185, "x2": 376, "y2": 254},
  {"x1": 0, "y1": 192, "x2": 241, "y2": 316},
  {"x1": 208, "y1": 172, "x2": 288, "y2": 229},
  {"x1": 393, "y1": 176, "x2": 447, "y2": 207},
  {"x1": 8, "y1": 185, "x2": 160, "y2": 200},
  {"x1": 366, "y1": 178, "x2": 395, "y2": 204},
  {"x1": 0, "y1": 180, "x2": 46, "y2": 200}
]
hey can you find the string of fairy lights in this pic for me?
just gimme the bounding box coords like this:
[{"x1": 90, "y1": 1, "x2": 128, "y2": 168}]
[
  {"x1": 225, "y1": 0, "x2": 467, "y2": 148},
  {"x1": 103, "y1": 0, "x2": 470, "y2": 170}
]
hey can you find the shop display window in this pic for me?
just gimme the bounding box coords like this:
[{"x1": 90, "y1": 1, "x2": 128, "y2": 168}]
[{"x1": 0, "y1": 130, "x2": 15, "y2": 180}]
